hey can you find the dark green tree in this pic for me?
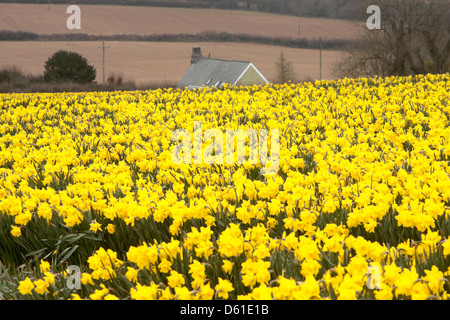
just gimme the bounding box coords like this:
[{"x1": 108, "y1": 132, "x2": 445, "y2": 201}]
[{"x1": 44, "y1": 50, "x2": 96, "y2": 84}]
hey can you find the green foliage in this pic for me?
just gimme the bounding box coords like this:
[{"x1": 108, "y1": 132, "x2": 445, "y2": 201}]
[{"x1": 44, "y1": 50, "x2": 96, "y2": 84}]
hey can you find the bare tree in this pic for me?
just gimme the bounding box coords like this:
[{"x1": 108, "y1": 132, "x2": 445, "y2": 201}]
[
  {"x1": 414, "y1": 1, "x2": 450, "y2": 74},
  {"x1": 334, "y1": 0, "x2": 450, "y2": 78},
  {"x1": 275, "y1": 52, "x2": 297, "y2": 83}
]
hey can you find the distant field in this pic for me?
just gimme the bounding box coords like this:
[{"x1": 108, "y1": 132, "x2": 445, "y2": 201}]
[
  {"x1": 0, "y1": 41, "x2": 343, "y2": 85},
  {"x1": 0, "y1": 4, "x2": 360, "y2": 40},
  {"x1": 0, "y1": 4, "x2": 354, "y2": 86}
]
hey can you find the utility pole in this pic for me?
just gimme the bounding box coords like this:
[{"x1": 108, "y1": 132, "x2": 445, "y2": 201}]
[
  {"x1": 319, "y1": 37, "x2": 322, "y2": 80},
  {"x1": 98, "y1": 40, "x2": 110, "y2": 84}
]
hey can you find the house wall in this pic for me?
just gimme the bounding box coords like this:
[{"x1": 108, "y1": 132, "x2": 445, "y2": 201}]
[{"x1": 235, "y1": 66, "x2": 267, "y2": 86}]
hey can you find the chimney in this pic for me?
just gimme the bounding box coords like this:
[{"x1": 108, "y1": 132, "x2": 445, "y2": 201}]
[{"x1": 191, "y1": 47, "x2": 202, "y2": 64}]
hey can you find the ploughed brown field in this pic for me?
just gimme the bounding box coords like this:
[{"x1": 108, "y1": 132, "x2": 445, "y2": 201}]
[
  {"x1": 0, "y1": 41, "x2": 344, "y2": 85},
  {"x1": 0, "y1": 4, "x2": 357, "y2": 85},
  {"x1": 0, "y1": 4, "x2": 360, "y2": 39}
]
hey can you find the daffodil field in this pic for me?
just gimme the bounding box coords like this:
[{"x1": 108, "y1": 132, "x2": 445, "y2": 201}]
[{"x1": 1, "y1": 73, "x2": 450, "y2": 300}]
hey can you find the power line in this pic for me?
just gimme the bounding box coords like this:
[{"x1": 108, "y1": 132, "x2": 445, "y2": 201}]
[
  {"x1": 318, "y1": 37, "x2": 323, "y2": 80},
  {"x1": 314, "y1": 36, "x2": 327, "y2": 80},
  {"x1": 98, "y1": 40, "x2": 111, "y2": 84}
]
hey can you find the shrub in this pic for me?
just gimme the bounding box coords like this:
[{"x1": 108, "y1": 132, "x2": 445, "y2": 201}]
[
  {"x1": 0, "y1": 65, "x2": 26, "y2": 84},
  {"x1": 44, "y1": 50, "x2": 96, "y2": 84}
]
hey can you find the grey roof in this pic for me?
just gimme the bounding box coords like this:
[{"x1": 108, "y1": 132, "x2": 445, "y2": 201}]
[{"x1": 177, "y1": 57, "x2": 262, "y2": 89}]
